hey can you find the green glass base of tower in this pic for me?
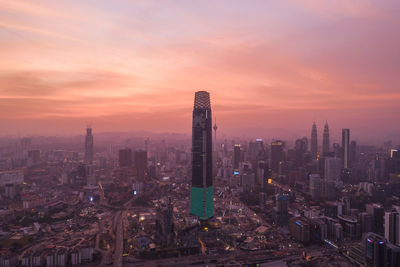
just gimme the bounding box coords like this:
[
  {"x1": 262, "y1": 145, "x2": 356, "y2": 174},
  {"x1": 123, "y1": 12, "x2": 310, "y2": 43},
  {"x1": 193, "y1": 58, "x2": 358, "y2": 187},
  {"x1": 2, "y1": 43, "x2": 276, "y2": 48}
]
[{"x1": 190, "y1": 186, "x2": 213, "y2": 220}]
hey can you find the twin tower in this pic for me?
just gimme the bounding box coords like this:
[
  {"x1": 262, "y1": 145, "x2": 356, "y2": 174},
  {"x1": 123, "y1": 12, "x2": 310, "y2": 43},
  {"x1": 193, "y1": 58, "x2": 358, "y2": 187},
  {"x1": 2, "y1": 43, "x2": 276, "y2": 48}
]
[{"x1": 190, "y1": 91, "x2": 214, "y2": 220}]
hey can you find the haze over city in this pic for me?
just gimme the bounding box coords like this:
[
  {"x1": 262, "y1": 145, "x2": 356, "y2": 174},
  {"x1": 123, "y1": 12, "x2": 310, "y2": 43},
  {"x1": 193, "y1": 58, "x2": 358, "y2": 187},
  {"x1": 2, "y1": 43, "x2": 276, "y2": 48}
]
[
  {"x1": 1, "y1": 1, "x2": 400, "y2": 267},
  {"x1": 1, "y1": 0, "x2": 399, "y2": 143}
]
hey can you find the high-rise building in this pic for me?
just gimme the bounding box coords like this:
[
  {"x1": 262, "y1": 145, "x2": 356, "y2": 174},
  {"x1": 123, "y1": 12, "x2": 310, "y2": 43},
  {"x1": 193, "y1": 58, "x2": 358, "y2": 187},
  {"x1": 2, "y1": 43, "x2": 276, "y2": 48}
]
[
  {"x1": 366, "y1": 203, "x2": 385, "y2": 234},
  {"x1": 385, "y1": 209, "x2": 400, "y2": 246},
  {"x1": 270, "y1": 140, "x2": 284, "y2": 174},
  {"x1": 322, "y1": 121, "x2": 330, "y2": 156},
  {"x1": 73, "y1": 164, "x2": 87, "y2": 186},
  {"x1": 389, "y1": 149, "x2": 400, "y2": 174},
  {"x1": 190, "y1": 91, "x2": 213, "y2": 220},
  {"x1": 333, "y1": 143, "x2": 341, "y2": 158},
  {"x1": 311, "y1": 122, "x2": 318, "y2": 159},
  {"x1": 295, "y1": 138, "x2": 307, "y2": 167},
  {"x1": 85, "y1": 127, "x2": 94, "y2": 164},
  {"x1": 134, "y1": 150, "x2": 147, "y2": 181},
  {"x1": 274, "y1": 194, "x2": 289, "y2": 226},
  {"x1": 342, "y1": 129, "x2": 350, "y2": 169},
  {"x1": 256, "y1": 160, "x2": 266, "y2": 188},
  {"x1": 365, "y1": 233, "x2": 387, "y2": 267},
  {"x1": 309, "y1": 174, "x2": 322, "y2": 200},
  {"x1": 233, "y1": 144, "x2": 241, "y2": 169},
  {"x1": 325, "y1": 157, "x2": 342, "y2": 181},
  {"x1": 119, "y1": 148, "x2": 132, "y2": 167},
  {"x1": 289, "y1": 217, "x2": 310, "y2": 243},
  {"x1": 155, "y1": 198, "x2": 174, "y2": 247},
  {"x1": 248, "y1": 139, "x2": 264, "y2": 162}
]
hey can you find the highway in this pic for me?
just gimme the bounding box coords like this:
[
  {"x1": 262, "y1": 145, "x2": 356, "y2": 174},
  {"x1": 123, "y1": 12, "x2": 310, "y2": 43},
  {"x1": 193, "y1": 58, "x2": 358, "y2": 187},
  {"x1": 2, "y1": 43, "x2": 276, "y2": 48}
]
[{"x1": 113, "y1": 211, "x2": 124, "y2": 267}]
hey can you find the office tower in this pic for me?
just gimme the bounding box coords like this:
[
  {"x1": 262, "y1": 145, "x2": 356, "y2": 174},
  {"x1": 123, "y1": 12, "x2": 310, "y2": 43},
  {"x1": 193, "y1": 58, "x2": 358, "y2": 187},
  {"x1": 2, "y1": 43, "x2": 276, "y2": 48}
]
[
  {"x1": 325, "y1": 157, "x2": 342, "y2": 181},
  {"x1": 322, "y1": 121, "x2": 330, "y2": 156},
  {"x1": 248, "y1": 139, "x2": 264, "y2": 162},
  {"x1": 240, "y1": 164, "x2": 255, "y2": 192},
  {"x1": 155, "y1": 198, "x2": 174, "y2": 247},
  {"x1": 144, "y1": 138, "x2": 150, "y2": 152},
  {"x1": 233, "y1": 144, "x2": 241, "y2": 169},
  {"x1": 322, "y1": 179, "x2": 335, "y2": 199},
  {"x1": 309, "y1": 174, "x2": 321, "y2": 200},
  {"x1": 365, "y1": 233, "x2": 387, "y2": 267},
  {"x1": 385, "y1": 210, "x2": 400, "y2": 246},
  {"x1": 134, "y1": 150, "x2": 147, "y2": 181},
  {"x1": 342, "y1": 129, "x2": 350, "y2": 169},
  {"x1": 391, "y1": 149, "x2": 400, "y2": 159},
  {"x1": 359, "y1": 212, "x2": 374, "y2": 233},
  {"x1": 387, "y1": 243, "x2": 400, "y2": 267},
  {"x1": 295, "y1": 138, "x2": 307, "y2": 167},
  {"x1": 85, "y1": 127, "x2": 94, "y2": 164},
  {"x1": 389, "y1": 149, "x2": 400, "y2": 174},
  {"x1": 302, "y1": 136, "x2": 308, "y2": 152},
  {"x1": 256, "y1": 160, "x2": 265, "y2": 188},
  {"x1": 190, "y1": 91, "x2": 213, "y2": 220},
  {"x1": 118, "y1": 148, "x2": 132, "y2": 167},
  {"x1": 270, "y1": 140, "x2": 284, "y2": 174},
  {"x1": 289, "y1": 217, "x2": 310, "y2": 243},
  {"x1": 73, "y1": 164, "x2": 87, "y2": 186},
  {"x1": 309, "y1": 218, "x2": 328, "y2": 243},
  {"x1": 311, "y1": 122, "x2": 318, "y2": 159},
  {"x1": 333, "y1": 143, "x2": 341, "y2": 158},
  {"x1": 366, "y1": 203, "x2": 385, "y2": 234},
  {"x1": 274, "y1": 194, "x2": 289, "y2": 226}
]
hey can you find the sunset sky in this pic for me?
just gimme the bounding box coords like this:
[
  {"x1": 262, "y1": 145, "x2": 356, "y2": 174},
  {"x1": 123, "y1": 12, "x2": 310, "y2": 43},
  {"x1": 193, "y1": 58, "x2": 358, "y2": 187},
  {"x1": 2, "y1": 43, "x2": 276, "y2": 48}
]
[{"x1": 0, "y1": 0, "x2": 399, "y2": 143}]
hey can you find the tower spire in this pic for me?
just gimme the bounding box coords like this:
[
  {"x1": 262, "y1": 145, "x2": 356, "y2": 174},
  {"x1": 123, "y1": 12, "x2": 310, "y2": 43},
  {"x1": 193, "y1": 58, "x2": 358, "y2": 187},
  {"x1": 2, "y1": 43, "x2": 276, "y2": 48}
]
[{"x1": 323, "y1": 121, "x2": 330, "y2": 155}]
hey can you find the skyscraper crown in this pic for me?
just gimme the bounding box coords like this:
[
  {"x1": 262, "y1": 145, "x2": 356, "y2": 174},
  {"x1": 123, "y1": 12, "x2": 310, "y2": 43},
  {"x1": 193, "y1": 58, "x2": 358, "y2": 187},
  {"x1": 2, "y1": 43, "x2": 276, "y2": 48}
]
[{"x1": 194, "y1": 91, "x2": 210, "y2": 109}]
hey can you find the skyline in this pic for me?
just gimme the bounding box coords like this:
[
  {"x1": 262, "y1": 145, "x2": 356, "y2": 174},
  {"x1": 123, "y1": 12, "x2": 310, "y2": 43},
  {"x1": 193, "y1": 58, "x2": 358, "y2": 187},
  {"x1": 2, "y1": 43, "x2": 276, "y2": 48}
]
[{"x1": 1, "y1": 1, "x2": 400, "y2": 143}]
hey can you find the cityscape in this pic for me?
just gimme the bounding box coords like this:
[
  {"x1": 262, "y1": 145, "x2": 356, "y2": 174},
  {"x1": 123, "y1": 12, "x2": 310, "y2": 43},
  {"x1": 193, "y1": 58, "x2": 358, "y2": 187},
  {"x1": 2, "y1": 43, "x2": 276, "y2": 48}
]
[{"x1": 1, "y1": 1, "x2": 400, "y2": 267}]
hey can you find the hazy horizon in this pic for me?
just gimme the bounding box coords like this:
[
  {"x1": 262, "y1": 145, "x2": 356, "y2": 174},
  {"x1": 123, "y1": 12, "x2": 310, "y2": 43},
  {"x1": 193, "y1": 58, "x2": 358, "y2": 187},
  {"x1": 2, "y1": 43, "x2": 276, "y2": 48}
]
[{"x1": 1, "y1": 0, "x2": 399, "y2": 143}]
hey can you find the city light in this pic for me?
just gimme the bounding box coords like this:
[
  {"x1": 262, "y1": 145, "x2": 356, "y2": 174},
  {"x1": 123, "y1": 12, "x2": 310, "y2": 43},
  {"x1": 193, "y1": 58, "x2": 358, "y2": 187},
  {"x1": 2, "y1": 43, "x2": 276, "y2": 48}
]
[{"x1": 0, "y1": 3, "x2": 397, "y2": 265}]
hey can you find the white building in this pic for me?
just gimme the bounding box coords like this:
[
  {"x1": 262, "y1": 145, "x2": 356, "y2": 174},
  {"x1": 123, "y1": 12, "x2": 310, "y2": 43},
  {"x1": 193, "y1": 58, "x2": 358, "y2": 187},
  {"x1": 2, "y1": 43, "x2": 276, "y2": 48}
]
[{"x1": 0, "y1": 170, "x2": 24, "y2": 186}]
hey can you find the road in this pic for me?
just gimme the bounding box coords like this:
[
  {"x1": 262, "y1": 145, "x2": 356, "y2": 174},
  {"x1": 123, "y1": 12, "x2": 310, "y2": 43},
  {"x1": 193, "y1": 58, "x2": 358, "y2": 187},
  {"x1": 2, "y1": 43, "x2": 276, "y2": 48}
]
[{"x1": 113, "y1": 211, "x2": 124, "y2": 267}]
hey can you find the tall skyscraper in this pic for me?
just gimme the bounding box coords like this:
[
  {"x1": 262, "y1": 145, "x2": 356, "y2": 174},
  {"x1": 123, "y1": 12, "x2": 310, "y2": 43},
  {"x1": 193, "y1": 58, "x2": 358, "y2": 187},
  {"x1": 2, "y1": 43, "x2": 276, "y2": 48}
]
[
  {"x1": 365, "y1": 233, "x2": 387, "y2": 267},
  {"x1": 322, "y1": 121, "x2": 330, "y2": 156},
  {"x1": 342, "y1": 129, "x2": 350, "y2": 169},
  {"x1": 155, "y1": 198, "x2": 174, "y2": 247},
  {"x1": 270, "y1": 140, "x2": 284, "y2": 174},
  {"x1": 309, "y1": 174, "x2": 322, "y2": 200},
  {"x1": 385, "y1": 209, "x2": 400, "y2": 246},
  {"x1": 311, "y1": 122, "x2": 318, "y2": 159},
  {"x1": 190, "y1": 91, "x2": 213, "y2": 220},
  {"x1": 134, "y1": 150, "x2": 148, "y2": 181},
  {"x1": 274, "y1": 194, "x2": 289, "y2": 226},
  {"x1": 295, "y1": 138, "x2": 307, "y2": 167},
  {"x1": 233, "y1": 144, "x2": 241, "y2": 169},
  {"x1": 85, "y1": 127, "x2": 94, "y2": 164},
  {"x1": 325, "y1": 157, "x2": 342, "y2": 181}
]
